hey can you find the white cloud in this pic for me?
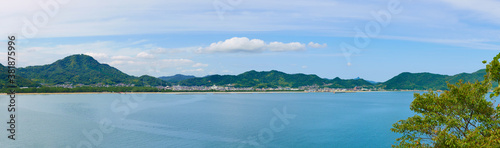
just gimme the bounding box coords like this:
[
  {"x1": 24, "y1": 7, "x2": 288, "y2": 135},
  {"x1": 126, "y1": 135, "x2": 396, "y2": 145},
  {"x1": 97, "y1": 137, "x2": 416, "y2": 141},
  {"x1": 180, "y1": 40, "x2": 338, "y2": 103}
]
[
  {"x1": 198, "y1": 37, "x2": 310, "y2": 53},
  {"x1": 84, "y1": 52, "x2": 108, "y2": 60},
  {"x1": 200, "y1": 37, "x2": 266, "y2": 53},
  {"x1": 267, "y1": 42, "x2": 306, "y2": 52},
  {"x1": 308, "y1": 42, "x2": 327, "y2": 48},
  {"x1": 192, "y1": 63, "x2": 209, "y2": 67},
  {"x1": 136, "y1": 52, "x2": 155, "y2": 59}
]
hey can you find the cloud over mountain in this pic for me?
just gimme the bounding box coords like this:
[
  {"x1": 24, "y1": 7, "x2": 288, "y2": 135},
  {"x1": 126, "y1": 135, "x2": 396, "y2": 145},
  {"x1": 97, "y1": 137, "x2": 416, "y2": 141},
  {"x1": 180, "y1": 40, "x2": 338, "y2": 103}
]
[{"x1": 197, "y1": 37, "x2": 324, "y2": 53}]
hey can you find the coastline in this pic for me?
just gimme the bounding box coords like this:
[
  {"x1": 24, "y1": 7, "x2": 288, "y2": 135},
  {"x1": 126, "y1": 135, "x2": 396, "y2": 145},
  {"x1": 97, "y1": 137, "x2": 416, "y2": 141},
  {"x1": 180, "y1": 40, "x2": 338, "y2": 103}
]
[
  {"x1": 1, "y1": 91, "x2": 309, "y2": 95},
  {"x1": 0, "y1": 90, "x2": 427, "y2": 95}
]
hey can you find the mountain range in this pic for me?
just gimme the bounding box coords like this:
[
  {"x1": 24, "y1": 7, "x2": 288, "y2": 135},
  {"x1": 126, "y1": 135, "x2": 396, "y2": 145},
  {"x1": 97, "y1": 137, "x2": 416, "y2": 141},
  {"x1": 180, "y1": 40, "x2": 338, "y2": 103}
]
[
  {"x1": 178, "y1": 70, "x2": 373, "y2": 88},
  {"x1": 159, "y1": 74, "x2": 196, "y2": 83},
  {"x1": 0, "y1": 54, "x2": 491, "y2": 90}
]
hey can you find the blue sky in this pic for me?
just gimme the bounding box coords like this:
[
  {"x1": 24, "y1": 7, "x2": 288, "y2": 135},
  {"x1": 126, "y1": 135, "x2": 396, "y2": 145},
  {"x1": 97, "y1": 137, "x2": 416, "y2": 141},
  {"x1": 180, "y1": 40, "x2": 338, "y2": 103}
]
[{"x1": 1, "y1": 0, "x2": 500, "y2": 82}]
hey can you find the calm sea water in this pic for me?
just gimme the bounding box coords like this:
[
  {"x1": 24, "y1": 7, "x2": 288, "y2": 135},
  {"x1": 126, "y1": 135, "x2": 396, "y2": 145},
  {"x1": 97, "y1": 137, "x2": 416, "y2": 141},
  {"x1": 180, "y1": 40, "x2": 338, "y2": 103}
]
[{"x1": 0, "y1": 92, "x2": 418, "y2": 147}]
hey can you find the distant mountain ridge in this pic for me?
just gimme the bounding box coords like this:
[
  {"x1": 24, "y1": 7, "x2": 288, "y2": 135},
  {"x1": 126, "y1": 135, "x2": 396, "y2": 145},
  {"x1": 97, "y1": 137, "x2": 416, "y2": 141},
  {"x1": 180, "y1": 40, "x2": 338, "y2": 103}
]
[
  {"x1": 380, "y1": 69, "x2": 487, "y2": 90},
  {"x1": 159, "y1": 74, "x2": 196, "y2": 83},
  {"x1": 178, "y1": 70, "x2": 373, "y2": 88},
  {"x1": 354, "y1": 77, "x2": 379, "y2": 84}
]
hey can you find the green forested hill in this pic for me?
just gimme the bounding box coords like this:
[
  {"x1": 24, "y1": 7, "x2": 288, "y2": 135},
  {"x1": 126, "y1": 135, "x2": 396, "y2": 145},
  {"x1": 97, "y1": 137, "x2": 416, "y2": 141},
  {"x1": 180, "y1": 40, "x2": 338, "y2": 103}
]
[
  {"x1": 137, "y1": 75, "x2": 170, "y2": 86},
  {"x1": 328, "y1": 77, "x2": 374, "y2": 88},
  {"x1": 0, "y1": 63, "x2": 41, "y2": 88},
  {"x1": 17, "y1": 54, "x2": 169, "y2": 86},
  {"x1": 381, "y1": 69, "x2": 487, "y2": 90},
  {"x1": 159, "y1": 74, "x2": 196, "y2": 83},
  {"x1": 445, "y1": 69, "x2": 486, "y2": 84},
  {"x1": 0, "y1": 63, "x2": 9, "y2": 88},
  {"x1": 178, "y1": 70, "x2": 373, "y2": 88}
]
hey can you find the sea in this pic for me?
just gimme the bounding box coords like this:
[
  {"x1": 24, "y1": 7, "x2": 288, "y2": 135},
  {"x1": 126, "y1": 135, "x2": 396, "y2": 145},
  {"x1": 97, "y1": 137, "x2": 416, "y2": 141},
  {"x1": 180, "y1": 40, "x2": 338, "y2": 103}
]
[{"x1": 0, "y1": 92, "x2": 419, "y2": 148}]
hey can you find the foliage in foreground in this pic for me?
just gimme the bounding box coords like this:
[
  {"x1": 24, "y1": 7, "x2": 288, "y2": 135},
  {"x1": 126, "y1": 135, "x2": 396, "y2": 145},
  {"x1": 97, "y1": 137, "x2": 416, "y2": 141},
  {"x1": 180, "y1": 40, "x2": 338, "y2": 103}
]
[{"x1": 391, "y1": 53, "x2": 500, "y2": 147}]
